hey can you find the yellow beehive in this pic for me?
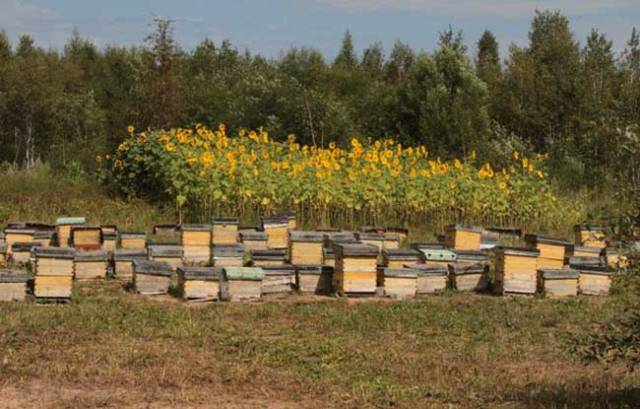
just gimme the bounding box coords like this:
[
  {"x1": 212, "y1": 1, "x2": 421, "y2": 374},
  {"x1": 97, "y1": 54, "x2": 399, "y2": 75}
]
[
  {"x1": 379, "y1": 267, "x2": 417, "y2": 299},
  {"x1": 334, "y1": 243, "x2": 379, "y2": 295},
  {"x1": 574, "y1": 224, "x2": 606, "y2": 248},
  {"x1": 448, "y1": 262, "x2": 489, "y2": 292},
  {"x1": 493, "y1": 246, "x2": 540, "y2": 295},
  {"x1": 289, "y1": 231, "x2": 324, "y2": 265},
  {"x1": 261, "y1": 217, "x2": 289, "y2": 249},
  {"x1": 74, "y1": 250, "x2": 108, "y2": 281},
  {"x1": 119, "y1": 232, "x2": 147, "y2": 250},
  {"x1": 181, "y1": 224, "x2": 212, "y2": 265},
  {"x1": 148, "y1": 245, "x2": 184, "y2": 271},
  {"x1": 0, "y1": 269, "x2": 28, "y2": 301},
  {"x1": 71, "y1": 226, "x2": 103, "y2": 251},
  {"x1": 525, "y1": 234, "x2": 569, "y2": 270},
  {"x1": 355, "y1": 232, "x2": 385, "y2": 253},
  {"x1": 572, "y1": 264, "x2": 612, "y2": 296},
  {"x1": 566, "y1": 245, "x2": 602, "y2": 259},
  {"x1": 212, "y1": 217, "x2": 240, "y2": 245},
  {"x1": 444, "y1": 225, "x2": 482, "y2": 251},
  {"x1": 133, "y1": 260, "x2": 173, "y2": 295},
  {"x1": 11, "y1": 242, "x2": 39, "y2": 264},
  {"x1": 55, "y1": 217, "x2": 86, "y2": 248},
  {"x1": 538, "y1": 269, "x2": 579, "y2": 298},
  {"x1": 381, "y1": 248, "x2": 420, "y2": 268},
  {"x1": 3, "y1": 228, "x2": 35, "y2": 255},
  {"x1": 113, "y1": 249, "x2": 147, "y2": 282},
  {"x1": 33, "y1": 247, "x2": 75, "y2": 299},
  {"x1": 177, "y1": 266, "x2": 222, "y2": 301},
  {"x1": 238, "y1": 229, "x2": 268, "y2": 251},
  {"x1": 602, "y1": 247, "x2": 628, "y2": 269}
]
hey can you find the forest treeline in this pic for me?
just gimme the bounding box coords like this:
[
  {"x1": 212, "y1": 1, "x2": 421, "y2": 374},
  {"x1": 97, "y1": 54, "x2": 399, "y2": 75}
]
[{"x1": 0, "y1": 10, "x2": 639, "y2": 189}]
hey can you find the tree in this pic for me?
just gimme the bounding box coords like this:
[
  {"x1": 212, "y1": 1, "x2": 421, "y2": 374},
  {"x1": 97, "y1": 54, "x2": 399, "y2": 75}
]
[
  {"x1": 361, "y1": 42, "x2": 385, "y2": 79},
  {"x1": 476, "y1": 30, "x2": 500, "y2": 86},
  {"x1": 385, "y1": 40, "x2": 414, "y2": 83},
  {"x1": 333, "y1": 31, "x2": 357, "y2": 70},
  {"x1": 619, "y1": 28, "x2": 640, "y2": 125}
]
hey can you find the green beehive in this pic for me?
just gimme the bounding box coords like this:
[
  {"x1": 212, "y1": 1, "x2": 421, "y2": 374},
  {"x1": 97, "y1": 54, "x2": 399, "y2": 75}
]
[{"x1": 224, "y1": 267, "x2": 264, "y2": 301}]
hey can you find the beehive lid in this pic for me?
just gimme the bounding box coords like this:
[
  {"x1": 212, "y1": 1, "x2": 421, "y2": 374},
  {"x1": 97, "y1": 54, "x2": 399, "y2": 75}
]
[
  {"x1": 75, "y1": 250, "x2": 108, "y2": 261},
  {"x1": 289, "y1": 230, "x2": 324, "y2": 243},
  {"x1": 524, "y1": 234, "x2": 570, "y2": 246},
  {"x1": 295, "y1": 264, "x2": 332, "y2": 275},
  {"x1": 567, "y1": 245, "x2": 601, "y2": 255},
  {"x1": 181, "y1": 224, "x2": 212, "y2": 232},
  {"x1": 177, "y1": 266, "x2": 222, "y2": 281},
  {"x1": 359, "y1": 226, "x2": 386, "y2": 234},
  {"x1": 566, "y1": 256, "x2": 602, "y2": 267},
  {"x1": 103, "y1": 232, "x2": 118, "y2": 240},
  {"x1": 355, "y1": 232, "x2": 385, "y2": 242},
  {"x1": 418, "y1": 248, "x2": 457, "y2": 261},
  {"x1": 386, "y1": 227, "x2": 409, "y2": 235},
  {"x1": 407, "y1": 263, "x2": 448, "y2": 276},
  {"x1": 334, "y1": 243, "x2": 379, "y2": 257},
  {"x1": 323, "y1": 231, "x2": 356, "y2": 240},
  {"x1": 455, "y1": 250, "x2": 489, "y2": 263},
  {"x1": 153, "y1": 224, "x2": 178, "y2": 234},
  {"x1": 262, "y1": 265, "x2": 296, "y2": 276},
  {"x1": 239, "y1": 230, "x2": 268, "y2": 240},
  {"x1": 212, "y1": 244, "x2": 245, "y2": 256},
  {"x1": 114, "y1": 249, "x2": 148, "y2": 261},
  {"x1": 381, "y1": 267, "x2": 418, "y2": 278},
  {"x1": 26, "y1": 222, "x2": 55, "y2": 231},
  {"x1": 493, "y1": 246, "x2": 540, "y2": 257},
  {"x1": 411, "y1": 243, "x2": 445, "y2": 251},
  {"x1": 574, "y1": 224, "x2": 605, "y2": 231},
  {"x1": 120, "y1": 232, "x2": 147, "y2": 239},
  {"x1": 5, "y1": 221, "x2": 29, "y2": 229},
  {"x1": 149, "y1": 245, "x2": 184, "y2": 258},
  {"x1": 56, "y1": 217, "x2": 86, "y2": 225},
  {"x1": 147, "y1": 237, "x2": 181, "y2": 246},
  {"x1": 569, "y1": 265, "x2": 611, "y2": 276},
  {"x1": 212, "y1": 217, "x2": 240, "y2": 225},
  {"x1": 261, "y1": 217, "x2": 288, "y2": 227},
  {"x1": 448, "y1": 262, "x2": 488, "y2": 275},
  {"x1": 133, "y1": 259, "x2": 173, "y2": 276},
  {"x1": 34, "y1": 247, "x2": 75, "y2": 259},
  {"x1": 33, "y1": 231, "x2": 54, "y2": 239},
  {"x1": 101, "y1": 224, "x2": 118, "y2": 231},
  {"x1": 446, "y1": 224, "x2": 482, "y2": 233},
  {"x1": 4, "y1": 228, "x2": 36, "y2": 235},
  {"x1": 540, "y1": 268, "x2": 580, "y2": 280},
  {"x1": 224, "y1": 267, "x2": 264, "y2": 281},
  {"x1": 316, "y1": 227, "x2": 341, "y2": 233},
  {"x1": 274, "y1": 211, "x2": 296, "y2": 220},
  {"x1": 382, "y1": 248, "x2": 419, "y2": 259},
  {"x1": 0, "y1": 269, "x2": 28, "y2": 283},
  {"x1": 12, "y1": 242, "x2": 41, "y2": 252},
  {"x1": 251, "y1": 249, "x2": 286, "y2": 259}
]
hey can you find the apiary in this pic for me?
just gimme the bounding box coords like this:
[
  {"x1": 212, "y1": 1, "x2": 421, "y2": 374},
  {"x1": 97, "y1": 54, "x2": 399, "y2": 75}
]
[
  {"x1": 181, "y1": 224, "x2": 212, "y2": 265},
  {"x1": 212, "y1": 244, "x2": 245, "y2": 267},
  {"x1": 379, "y1": 267, "x2": 417, "y2": 299},
  {"x1": 409, "y1": 263, "x2": 449, "y2": 295},
  {"x1": 525, "y1": 234, "x2": 570, "y2": 269},
  {"x1": 448, "y1": 262, "x2": 489, "y2": 292},
  {"x1": 212, "y1": 217, "x2": 239, "y2": 245},
  {"x1": 119, "y1": 232, "x2": 147, "y2": 250},
  {"x1": 250, "y1": 249, "x2": 287, "y2": 267},
  {"x1": 493, "y1": 246, "x2": 540, "y2": 295},
  {"x1": 177, "y1": 266, "x2": 222, "y2": 301},
  {"x1": 113, "y1": 249, "x2": 147, "y2": 282},
  {"x1": 11, "y1": 242, "x2": 40, "y2": 264},
  {"x1": 602, "y1": 247, "x2": 628, "y2": 269},
  {"x1": 238, "y1": 229, "x2": 268, "y2": 251},
  {"x1": 33, "y1": 247, "x2": 75, "y2": 299},
  {"x1": 261, "y1": 264, "x2": 296, "y2": 295},
  {"x1": 148, "y1": 245, "x2": 184, "y2": 270},
  {"x1": 381, "y1": 248, "x2": 420, "y2": 268},
  {"x1": 132, "y1": 259, "x2": 173, "y2": 295},
  {"x1": 355, "y1": 232, "x2": 385, "y2": 253},
  {"x1": 334, "y1": 243, "x2": 379, "y2": 295},
  {"x1": 55, "y1": 217, "x2": 86, "y2": 247},
  {"x1": 444, "y1": 225, "x2": 483, "y2": 251},
  {"x1": 0, "y1": 269, "x2": 28, "y2": 301},
  {"x1": 224, "y1": 267, "x2": 264, "y2": 301},
  {"x1": 574, "y1": 224, "x2": 606, "y2": 248},
  {"x1": 261, "y1": 217, "x2": 289, "y2": 249},
  {"x1": 289, "y1": 231, "x2": 324, "y2": 265},
  {"x1": 538, "y1": 268, "x2": 579, "y2": 298},
  {"x1": 74, "y1": 250, "x2": 108, "y2": 281},
  {"x1": 296, "y1": 264, "x2": 333, "y2": 294},
  {"x1": 571, "y1": 264, "x2": 612, "y2": 296},
  {"x1": 3, "y1": 227, "x2": 35, "y2": 254},
  {"x1": 71, "y1": 225, "x2": 103, "y2": 251}
]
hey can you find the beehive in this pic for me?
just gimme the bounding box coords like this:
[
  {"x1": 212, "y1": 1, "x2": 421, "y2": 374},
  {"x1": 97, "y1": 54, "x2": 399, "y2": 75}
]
[
  {"x1": 0, "y1": 243, "x2": 6, "y2": 267},
  {"x1": 322, "y1": 231, "x2": 358, "y2": 248},
  {"x1": 360, "y1": 226, "x2": 386, "y2": 234},
  {"x1": 177, "y1": 266, "x2": 222, "y2": 301},
  {"x1": 322, "y1": 247, "x2": 336, "y2": 268},
  {"x1": 275, "y1": 211, "x2": 297, "y2": 230},
  {"x1": 333, "y1": 243, "x2": 379, "y2": 295},
  {"x1": 101, "y1": 226, "x2": 118, "y2": 252},
  {"x1": 55, "y1": 217, "x2": 86, "y2": 247},
  {"x1": 602, "y1": 247, "x2": 628, "y2": 269},
  {"x1": 413, "y1": 244, "x2": 456, "y2": 268},
  {"x1": 571, "y1": 264, "x2": 612, "y2": 296},
  {"x1": 238, "y1": 230, "x2": 268, "y2": 251},
  {"x1": 386, "y1": 227, "x2": 409, "y2": 246},
  {"x1": 574, "y1": 224, "x2": 606, "y2": 248},
  {"x1": 11, "y1": 242, "x2": 40, "y2": 264},
  {"x1": 444, "y1": 225, "x2": 482, "y2": 251},
  {"x1": 379, "y1": 267, "x2": 417, "y2": 299},
  {"x1": 148, "y1": 245, "x2": 184, "y2": 270},
  {"x1": 355, "y1": 232, "x2": 385, "y2": 253},
  {"x1": 382, "y1": 233, "x2": 401, "y2": 250},
  {"x1": 480, "y1": 230, "x2": 500, "y2": 250},
  {"x1": 3, "y1": 228, "x2": 35, "y2": 254},
  {"x1": 33, "y1": 230, "x2": 54, "y2": 247},
  {"x1": 296, "y1": 264, "x2": 333, "y2": 294},
  {"x1": 113, "y1": 249, "x2": 147, "y2": 282},
  {"x1": 119, "y1": 232, "x2": 147, "y2": 250},
  {"x1": 181, "y1": 224, "x2": 212, "y2": 265},
  {"x1": 0, "y1": 269, "x2": 28, "y2": 301},
  {"x1": 538, "y1": 269, "x2": 579, "y2": 298},
  {"x1": 261, "y1": 217, "x2": 289, "y2": 249},
  {"x1": 493, "y1": 246, "x2": 540, "y2": 295},
  {"x1": 224, "y1": 267, "x2": 264, "y2": 301},
  {"x1": 71, "y1": 226, "x2": 103, "y2": 251},
  {"x1": 101, "y1": 225, "x2": 118, "y2": 235},
  {"x1": 566, "y1": 245, "x2": 601, "y2": 259},
  {"x1": 153, "y1": 224, "x2": 179, "y2": 237},
  {"x1": 250, "y1": 249, "x2": 287, "y2": 267},
  {"x1": 261, "y1": 265, "x2": 296, "y2": 295},
  {"x1": 212, "y1": 217, "x2": 240, "y2": 245},
  {"x1": 212, "y1": 244, "x2": 245, "y2": 267},
  {"x1": 448, "y1": 262, "x2": 489, "y2": 292},
  {"x1": 410, "y1": 264, "x2": 449, "y2": 295},
  {"x1": 74, "y1": 250, "x2": 108, "y2": 281},
  {"x1": 33, "y1": 247, "x2": 75, "y2": 299},
  {"x1": 381, "y1": 248, "x2": 420, "y2": 268},
  {"x1": 132, "y1": 259, "x2": 173, "y2": 295},
  {"x1": 566, "y1": 256, "x2": 603, "y2": 267},
  {"x1": 525, "y1": 234, "x2": 570, "y2": 270},
  {"x1": 289, "y1": 231, "x2": 324, "y2": 265},
  {"x1": 455, "y1": 250, "x2": 489, "y2": 266}
]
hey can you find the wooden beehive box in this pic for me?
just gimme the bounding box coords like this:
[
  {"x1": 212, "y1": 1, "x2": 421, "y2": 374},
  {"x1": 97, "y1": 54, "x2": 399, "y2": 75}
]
[
  {"x1": 177, "y1": 266, "x2": 222, "y2": 301},
  {"x1": 574, "y1": 224, "x2": 606, "y2": 248},
  {"x1": 333, "y1": 243, "x2": 379, "y2": 295},
  {"x1": 119, "y1": 232, "x2": 147, "y2": 250},
  {"x1": 381, "y1": 248, "x2": 420, "y2": 268},
  {"x1": 11, "y1": 242, "x2": 40, "y2": 265},
  {"x1": 455, "y1": 250, "x2": 489, "y2": 267},
  {"x1": 322, "y1": 247, "x2": 336, "y2": 268},
  {"x1": 355, "y1": 232, "x2": 385, "y2": 253},
  {"x1": 379, "y1": 267, "x2": 417, "y2": 299},
  {"x1": 444, "y1": 225, "x2": 483, "y2": 251},
  {"x1": 250, "y1": 249, "x2": 287, "y2": 267},
  {"x1": 55, "y1": 217, "x2": 86, "y2": 247},
  {"x1": 566, "y1": 256, "x2": 603, "y2": 268},
  {"x1": 33, "y1": 230, "x2": 54, "y2": 247},
  {"x1": 0, "y1": 243, "x2": 6, "y2": 267},
  {"x1": 448, "y1": 262, "x2": 489, "y2": 292},
  {"x1": 238, "y1": 229, "x2": 268, "y2": 251},
  {"x1": 566, "y1": 245, "x2": 602, "y2": 259},
  {"x1": 212, "y1": 244, "x2": 245, "y2": 267},
  {"x1": 538, "y1": 268, "x2": 579, "y2": 298},
  {"x1": 382, "y1": 233, "x2": 401, "y2": 250},
  {"x1": 261, "y1": 264, "x2": 296, "y2": 295},
  {"x1": 33, "y1": 247, "x2": 75, "y2": 299},
  {"x1": 148, "y1": 245, "x2": 184, "y2": 270},
  {"x1": 602, "y1": 247, "x2": 628, "y2": 269},
  {"x1": 570, "y1": 262, "x2": 612, "y2": 296},
  {"x1": 71, "y1": 226, "x2": 103, "y2": 251},
  {"x1": 413, "y1": 244, "x2": 457, "y2": 268},
  {"x1": 409, "y1": 263, "x2": 448, "y2": 295},
  {"x1": 386, "y1": 227, "x2": 409, "y2": 246},
  {"x1": 224, "y1": 267, "x2": 264, "y2": 301},
  {"x1": 0, "y1": 269, "x2": 28, "y2": 301},
  {"x1": 275, "y1": 211, "x2": 297, "y2": 230},
  {"x1": 261, "y1": 217, "x2": 289, "y2": 249},
  {"x1": 153, "y1": 224, "x2": 179, "y2": 237},
  {"x1": 101, "y1": 226, "x2": 118, "y2": 252},
  {"x1": 113, "y1": 249, "x2": 147, "y2": 282},
  {"x1": 101, "y1": 225, "x2": 118, "y2": 235},
  {"x1": 295, "y1": 264, "x2": 333, "y2": 294},
  {"x1": 525, "y1": 234, "x2": 570, "y2": 270},
  {"x1": 181, "y1": 224, "x2": 212, "y2": 265},
  {"x1": 132, "y1": 259, "x2": 173, "y2": 295},
  {"x1": 212, "y1": 217, "x2": 240, "y2": 245},
  {"x1": 3, "y1": 227, "x2": 35, "y2": 254},
  {"x1": 493, "y1": 246, "x2": 540, "y2": 295},
  {"x1": 74, "y1": 250, "x2": 108, "y2": 281},
  {"x1": 289, "y1": 231, "x2": 324, "y2": 265},
  {"x1": 322, "y1": 231, "x2": 358, "y2": 249},
  {"x1": 480, "y1": 230, "x2": 500, "y2": 250}
]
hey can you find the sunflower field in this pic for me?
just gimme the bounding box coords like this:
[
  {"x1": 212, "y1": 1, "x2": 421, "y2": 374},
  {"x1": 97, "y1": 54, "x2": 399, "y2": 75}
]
[{"x1": 98, "y1": 124, "x2": 583, "y2": 231}]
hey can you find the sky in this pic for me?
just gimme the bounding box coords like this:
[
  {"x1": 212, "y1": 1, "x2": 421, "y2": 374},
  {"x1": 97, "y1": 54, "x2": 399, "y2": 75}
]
[{"x1": 1, "y1": 0, "x2": 639, "y2": 60}]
